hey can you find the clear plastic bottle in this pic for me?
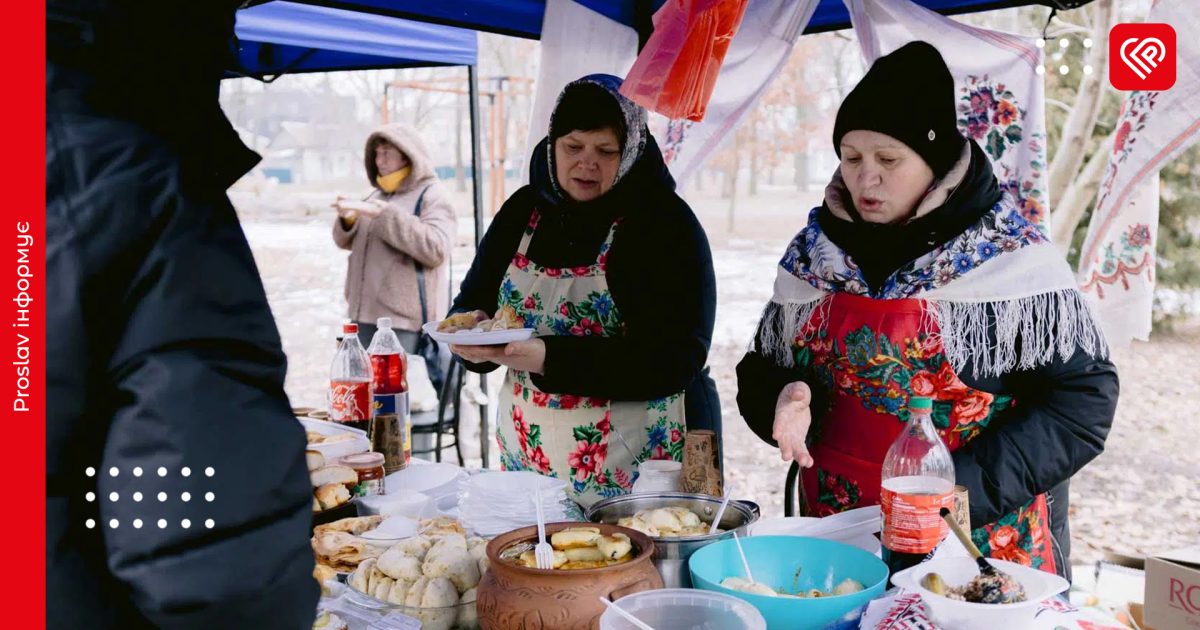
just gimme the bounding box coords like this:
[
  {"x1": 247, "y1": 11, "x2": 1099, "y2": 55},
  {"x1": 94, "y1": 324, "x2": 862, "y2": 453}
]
[
  {"x1": 880, "y1": 396, "x2": 956, "y2": 579},
  {"x1": 367, "y1": 317, "x2": 410, "y2": 471},
  {"x1": 329, "y1": 322, "x2": 372, "y2": 432}
]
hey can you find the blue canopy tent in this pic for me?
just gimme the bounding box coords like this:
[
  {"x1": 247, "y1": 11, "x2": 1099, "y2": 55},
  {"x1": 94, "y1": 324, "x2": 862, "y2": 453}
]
[
  {"x1": 269, "y1": 0, "x2": 1093, "y2": 40},
  {"x1": 233, "y1": 0, "x2": 478, "y2": 77}
]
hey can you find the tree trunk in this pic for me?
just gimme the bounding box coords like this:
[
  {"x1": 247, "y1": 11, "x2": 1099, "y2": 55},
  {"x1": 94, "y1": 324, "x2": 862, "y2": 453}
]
[
  {"x1": 1053, "y1": 134, "x2": 1114, "y2": 254},
  {"x1": 1046, "y1": 0, "x2": 1116, "y2": 210}
]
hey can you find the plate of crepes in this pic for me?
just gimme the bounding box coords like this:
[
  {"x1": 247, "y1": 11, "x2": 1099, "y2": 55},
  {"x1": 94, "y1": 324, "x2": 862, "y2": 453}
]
[{"x1": 423, "y1": 305, "x2": 533, "y2": 346}]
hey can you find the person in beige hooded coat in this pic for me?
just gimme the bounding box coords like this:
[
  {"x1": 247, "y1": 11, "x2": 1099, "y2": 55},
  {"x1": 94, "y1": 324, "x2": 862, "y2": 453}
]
[{"x1": 333, "y1": 123, "x2": 457, "y2": 351}]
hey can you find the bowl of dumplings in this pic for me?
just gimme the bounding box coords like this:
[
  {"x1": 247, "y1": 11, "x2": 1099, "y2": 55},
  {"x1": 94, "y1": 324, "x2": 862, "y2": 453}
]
[
  {"x1": 585, "y1": 492, "x2": 761, "y2": 589},
  {"x1": 343, "y1": 517, "x2": 488, "y2": 630}
]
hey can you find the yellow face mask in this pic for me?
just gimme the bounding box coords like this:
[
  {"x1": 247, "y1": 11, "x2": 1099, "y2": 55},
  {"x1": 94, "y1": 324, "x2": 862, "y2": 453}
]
[{"x1": 376, "y1": 166, "x2": 411, "y2": 193}]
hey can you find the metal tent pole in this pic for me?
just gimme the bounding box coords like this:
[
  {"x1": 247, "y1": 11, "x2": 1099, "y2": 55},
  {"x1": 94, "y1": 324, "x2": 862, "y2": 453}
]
[{"x1": 467, "y1": 64, "x2": 490, "y2": 469}]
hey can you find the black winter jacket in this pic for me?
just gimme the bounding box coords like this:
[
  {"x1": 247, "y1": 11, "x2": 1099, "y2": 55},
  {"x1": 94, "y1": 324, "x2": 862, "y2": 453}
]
[{"x1": 46, "y1": 3, "x2": 318, "y2": 627}]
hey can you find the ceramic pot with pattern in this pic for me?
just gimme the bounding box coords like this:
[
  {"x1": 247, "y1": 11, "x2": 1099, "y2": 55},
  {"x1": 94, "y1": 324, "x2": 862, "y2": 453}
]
[{"x1": 476, "y1": 522, "x2": 663, "y2": 630}]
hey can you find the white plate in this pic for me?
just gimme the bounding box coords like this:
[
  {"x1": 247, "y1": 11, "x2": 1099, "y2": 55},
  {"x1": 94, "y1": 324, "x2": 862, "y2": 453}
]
[
  {"x1": 299, "y1": 417, "x2": 371, "y2": 461},
  {"x1": 421, "y1": 320, "x2": 534, "y2": 346},
  {"x1": 384, "y1": 462, "x2": 466, "y2": 496}
]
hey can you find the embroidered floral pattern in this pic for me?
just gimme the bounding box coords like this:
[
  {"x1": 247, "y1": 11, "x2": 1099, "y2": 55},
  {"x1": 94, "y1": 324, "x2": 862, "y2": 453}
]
[
  {"x1": 971, "y1": 495, "x2": 1055, "y2": 572},
  {"x1": 958, "y1": 75, "x2": 1049, "y2": 231},
  {"x1": 815, "y1": 469, "x2": 863, "y2": 516},
  {"x1": 567, "y1": 414, "x2": 635, "y2": 498},
  {"x1": 798, "y1": 325, "x2": 1013, "y2": 450},
  {"x1": 782, "y1": 202, "x2": 1045, "y2": 301}
]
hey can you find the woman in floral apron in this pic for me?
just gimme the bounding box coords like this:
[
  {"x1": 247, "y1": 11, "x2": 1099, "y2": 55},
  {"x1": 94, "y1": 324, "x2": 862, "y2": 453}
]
[
  {"x1": 449, "y1": 75, "x2": 717, "y2": 507},
  {"x1": 737, "y1": 42, "x2": 1119, "y2": 579}
]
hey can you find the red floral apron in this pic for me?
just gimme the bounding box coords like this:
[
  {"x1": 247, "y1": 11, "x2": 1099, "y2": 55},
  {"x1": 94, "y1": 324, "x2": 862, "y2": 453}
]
[
  {"x1": 796, "y1": 293, "x2": 1056, "y2": 574},
  {"x1": 495, "y1": 210, "x2": 686, "y2": 507}
]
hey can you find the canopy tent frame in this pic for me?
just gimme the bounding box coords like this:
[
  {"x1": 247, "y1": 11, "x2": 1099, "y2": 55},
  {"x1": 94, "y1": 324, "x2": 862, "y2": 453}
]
[{"x1": 229, "y1": 0, "x2": 495, "y2": 465}]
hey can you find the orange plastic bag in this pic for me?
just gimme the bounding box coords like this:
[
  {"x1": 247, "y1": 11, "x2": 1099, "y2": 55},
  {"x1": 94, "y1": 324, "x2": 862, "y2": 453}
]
[{"x1": 620, "y1": 0, "x2": 750, "y2": 121}]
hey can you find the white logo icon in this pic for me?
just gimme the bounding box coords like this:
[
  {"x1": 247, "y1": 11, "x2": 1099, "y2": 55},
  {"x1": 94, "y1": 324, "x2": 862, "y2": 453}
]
[{"x1": 1119, "y1": 37, "x2": 1167, "y2": 80}]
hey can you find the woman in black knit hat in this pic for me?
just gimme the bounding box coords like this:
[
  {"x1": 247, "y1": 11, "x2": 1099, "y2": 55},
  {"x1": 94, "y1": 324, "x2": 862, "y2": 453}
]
[
  {"x1": 448, "y1": 75, "x2": 718, "y2": 507},
  {"x1": 736, "y1": 41, "x2": 1118, "y2": 579}
]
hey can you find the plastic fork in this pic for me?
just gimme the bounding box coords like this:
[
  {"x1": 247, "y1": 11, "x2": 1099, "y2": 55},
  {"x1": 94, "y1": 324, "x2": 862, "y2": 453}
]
[
  {"x1": 708, "y1": 492, "x2": 732, "y2": 535},
  {"x1": 599, "y1": 597, "x2": 656, "y2": 630},
  {"x1": 533, "y1": 486, "x2": 554, "y2": 570}
]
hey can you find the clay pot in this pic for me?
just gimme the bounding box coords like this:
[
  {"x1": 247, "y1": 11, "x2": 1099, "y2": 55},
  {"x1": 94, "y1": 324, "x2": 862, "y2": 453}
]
[{"x1": 477, "y1": 522, "x2": 663, "y2": 630}]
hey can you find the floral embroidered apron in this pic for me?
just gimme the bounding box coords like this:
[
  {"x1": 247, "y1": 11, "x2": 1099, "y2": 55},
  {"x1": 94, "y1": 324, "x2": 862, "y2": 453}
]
[
  {"x1": 796, "y1": 293, "x2": 1057, "y2": 574},
  {"x1": 495, "y1": 210, "x2": 686, "y2": 507}
]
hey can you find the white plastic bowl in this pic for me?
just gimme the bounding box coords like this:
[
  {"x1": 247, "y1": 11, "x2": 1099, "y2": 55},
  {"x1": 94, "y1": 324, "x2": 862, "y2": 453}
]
[
  {"x1": 357, "y1": 489, "x2": 434, "y2": 519},
  {"x1": 384, "y1": 462, "x2": 466, "y2": 497},
  {"x1": 601, "y1": 588, "x2": 766, "y2": 630},
  {"x1": 890, "y1": 558, "x2": 1069, "y2": 630}
]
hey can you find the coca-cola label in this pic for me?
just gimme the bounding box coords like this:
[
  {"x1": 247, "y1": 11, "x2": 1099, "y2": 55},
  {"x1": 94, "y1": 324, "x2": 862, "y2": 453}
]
[{"x1": 330, "y1": 380, "x2": 371, "y2": 423}]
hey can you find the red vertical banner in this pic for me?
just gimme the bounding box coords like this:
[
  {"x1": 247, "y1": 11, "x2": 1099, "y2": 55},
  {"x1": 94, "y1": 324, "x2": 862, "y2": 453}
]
[{"x1": 2, "y1": 0, "x2": 45, "y2": 626}]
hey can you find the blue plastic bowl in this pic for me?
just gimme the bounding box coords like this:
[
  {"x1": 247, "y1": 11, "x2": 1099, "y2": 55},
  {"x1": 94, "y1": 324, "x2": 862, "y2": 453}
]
[{"x1": 688, "y1": 535, "x2": 888, "y2": 630}]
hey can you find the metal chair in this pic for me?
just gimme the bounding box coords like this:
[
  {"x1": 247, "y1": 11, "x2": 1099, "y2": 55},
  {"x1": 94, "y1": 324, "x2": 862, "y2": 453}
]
[
  {"x1": 411, "y1": 359, "x2": 466, "y2": 465},
  {"x1": 783, "y1": 460, "x2": 809, "y2": 517}
]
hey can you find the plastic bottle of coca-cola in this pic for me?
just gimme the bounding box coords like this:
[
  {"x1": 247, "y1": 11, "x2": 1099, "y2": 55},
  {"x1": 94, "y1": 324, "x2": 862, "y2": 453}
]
[
  {"x1": 329, "y1": 322, "x2": 373, "y2": 432},
  {"x1": 367, "y1": 317, "x2": 410, "y2": 472}
]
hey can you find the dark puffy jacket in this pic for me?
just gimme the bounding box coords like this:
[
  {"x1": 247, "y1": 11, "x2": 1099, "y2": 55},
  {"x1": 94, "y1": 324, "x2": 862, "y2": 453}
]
[
  {"x1": 46, "y1": 2, "x2": 318, "y2": 627},
  {"x1": 736, "y1": 143, "x2": 1119, "y2": 579}
]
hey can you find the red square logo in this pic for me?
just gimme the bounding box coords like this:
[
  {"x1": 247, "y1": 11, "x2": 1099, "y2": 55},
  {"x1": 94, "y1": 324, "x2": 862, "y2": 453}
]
[{"x1": 1110, "y1": 23, "x2": 1176, "y2": 91}]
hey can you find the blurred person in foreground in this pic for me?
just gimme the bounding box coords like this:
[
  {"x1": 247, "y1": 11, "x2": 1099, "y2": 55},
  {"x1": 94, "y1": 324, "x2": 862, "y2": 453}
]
[{"x1": 46, "y1": 1, "x2": 317, "y2": 626}]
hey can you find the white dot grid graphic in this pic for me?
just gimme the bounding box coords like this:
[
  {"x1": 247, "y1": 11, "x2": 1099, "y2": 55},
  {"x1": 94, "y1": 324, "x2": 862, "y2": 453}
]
[
  {"x1": 1059, "y1": 65, "x2": 1070, "y2": 75},
  {"x1": 1059, "y1": 38, "x2": 1069, "y2": 49},
  {"x1": 1084, "y1": 38, "x2": 1093, "y2": 48},
  {"x1": 86, "y1": 465, "x2": 218, "y2": 530},
  {"x1": 1036, "y1": 38, "x2": 1045, "y2": 48},
  {"x1": 1084, "y1": 65, "x2": 1094, "y2": 75},
  {"x1": 1036, "y1": 65, "x2": 1045, "y2": 75}
]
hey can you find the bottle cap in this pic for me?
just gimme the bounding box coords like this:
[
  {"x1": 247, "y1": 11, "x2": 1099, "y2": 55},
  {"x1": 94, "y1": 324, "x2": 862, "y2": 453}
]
[
  {"x1": 377, "y1": 317, "x2": 392, "y2": 329},
  {"x1": 343, "y1": 322, "x2": 358, "y2": 334},
  {"x1": 909, "y1": 396, "x2": 932, "y2": 410}
]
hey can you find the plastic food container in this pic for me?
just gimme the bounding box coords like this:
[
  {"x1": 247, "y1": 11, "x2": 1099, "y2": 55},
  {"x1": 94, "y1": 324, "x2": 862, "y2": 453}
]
[
  {"x1": 631, "y1": 460, "x2": 683, "y2": 494},
  {"x1": 600, "y1": 588, "x2": 766, "y2": 630},
  {"x1": 688, "y1": 535, "x2": 888, "y2": 630},
  {"x1": 889, "y1": 557, "x2": 1070, "y2": 630},
  {"x1": 301, "y1": 417, "x2": 371, "y2": 461}
]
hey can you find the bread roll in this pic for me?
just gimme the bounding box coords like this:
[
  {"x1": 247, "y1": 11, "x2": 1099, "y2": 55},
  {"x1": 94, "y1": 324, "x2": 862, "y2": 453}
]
[
  {"x1": 316, "y1": 483, "x2": 350, "y2": 510},
  {"x1": 306, "y1": 450, "x2": 325, "y2": 471},
  {"x1": 310, "y1": 465, "x2": 358, "y2": 488}
]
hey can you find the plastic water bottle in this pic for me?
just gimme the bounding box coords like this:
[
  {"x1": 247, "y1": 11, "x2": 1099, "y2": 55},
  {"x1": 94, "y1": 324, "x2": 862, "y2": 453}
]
[{"x1": 881, "y1": 396, "x2": 956, "y2": 580}]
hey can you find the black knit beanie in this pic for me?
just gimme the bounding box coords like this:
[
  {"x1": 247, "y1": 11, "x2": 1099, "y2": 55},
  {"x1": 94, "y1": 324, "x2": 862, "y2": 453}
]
[{"x1": 833, "y1": 41, "x2": 965, "y2": 179}]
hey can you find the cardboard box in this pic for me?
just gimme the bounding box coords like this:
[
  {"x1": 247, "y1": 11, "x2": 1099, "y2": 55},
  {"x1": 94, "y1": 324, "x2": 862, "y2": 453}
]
[{"x1": 1145, "y1": 546, "x2": 1200, "y2": 630}]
